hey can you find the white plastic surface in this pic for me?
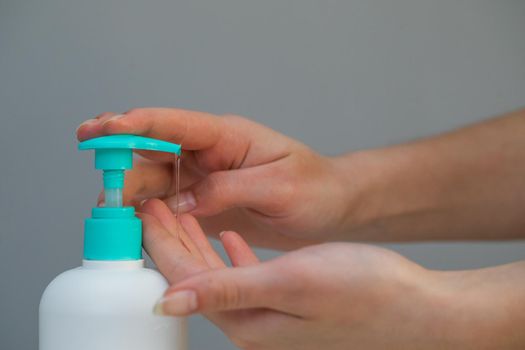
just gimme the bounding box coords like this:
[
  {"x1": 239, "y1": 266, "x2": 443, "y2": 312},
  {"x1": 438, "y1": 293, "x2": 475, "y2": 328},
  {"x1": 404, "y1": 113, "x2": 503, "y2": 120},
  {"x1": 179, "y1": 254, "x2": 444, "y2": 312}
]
[{"x1": 39, "y1": 260, "x2": 186, "y2": 350}]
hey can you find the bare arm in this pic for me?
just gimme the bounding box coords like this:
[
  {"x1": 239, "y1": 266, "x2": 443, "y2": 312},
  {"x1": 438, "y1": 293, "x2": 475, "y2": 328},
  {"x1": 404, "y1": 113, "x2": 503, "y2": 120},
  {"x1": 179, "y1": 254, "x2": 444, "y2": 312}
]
[{"x1": 338, "y1": 108, "x2": 525, "y2": 241}]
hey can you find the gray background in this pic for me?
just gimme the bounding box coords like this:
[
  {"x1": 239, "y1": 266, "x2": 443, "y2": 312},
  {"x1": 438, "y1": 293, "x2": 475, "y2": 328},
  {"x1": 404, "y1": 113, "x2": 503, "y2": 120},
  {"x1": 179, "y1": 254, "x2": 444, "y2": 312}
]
[{"x1": 1, "y1": 0, "x2": 524, "y2": 349}]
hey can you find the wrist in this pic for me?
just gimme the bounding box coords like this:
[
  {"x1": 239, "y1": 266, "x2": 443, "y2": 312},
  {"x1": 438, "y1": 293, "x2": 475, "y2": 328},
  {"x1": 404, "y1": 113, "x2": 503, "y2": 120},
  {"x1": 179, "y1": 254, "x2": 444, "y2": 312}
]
[
  {"x1": 327, "y1": 152, "x2": 373, "y2": 235},
  {"x1": 325, "y1": 152, "x2": 378, "y2": 237},
  {"x1": 330, "y1": 144, "x2": 446, "y2": 241},
  {"x1": 328, "y1": 147, "x2": 419, "y2": 238}
]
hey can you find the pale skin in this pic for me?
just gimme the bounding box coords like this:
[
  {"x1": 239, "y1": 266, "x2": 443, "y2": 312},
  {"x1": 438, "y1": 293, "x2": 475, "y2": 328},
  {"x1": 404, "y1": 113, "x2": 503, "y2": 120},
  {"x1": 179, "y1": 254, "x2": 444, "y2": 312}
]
[{"x1": 77, "y1": 108, "x2": 525, "y2": 349}]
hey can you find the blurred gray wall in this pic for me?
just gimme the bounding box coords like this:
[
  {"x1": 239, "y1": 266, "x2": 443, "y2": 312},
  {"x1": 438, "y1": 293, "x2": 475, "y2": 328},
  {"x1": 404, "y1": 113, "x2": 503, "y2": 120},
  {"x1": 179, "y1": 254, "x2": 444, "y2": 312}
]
[{"x1": 1, "y1": 1, "x2": 524, "y2": 349}]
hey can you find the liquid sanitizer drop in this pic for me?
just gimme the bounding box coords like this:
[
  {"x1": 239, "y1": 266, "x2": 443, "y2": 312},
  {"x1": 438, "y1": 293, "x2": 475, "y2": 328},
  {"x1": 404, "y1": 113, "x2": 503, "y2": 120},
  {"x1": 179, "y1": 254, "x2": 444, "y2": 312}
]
[{"x1": 39, "y1": 135, "x2": 186, "y2": 350}]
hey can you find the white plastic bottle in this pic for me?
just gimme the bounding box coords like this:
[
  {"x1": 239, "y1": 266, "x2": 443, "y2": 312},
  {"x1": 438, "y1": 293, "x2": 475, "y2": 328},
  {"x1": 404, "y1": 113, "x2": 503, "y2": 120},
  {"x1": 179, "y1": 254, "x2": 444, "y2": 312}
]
[
  {"x1": 39, "y1": 260, "x2": 186, "y2": 350},
  {"x1": 39, "y1": 135, "x2": 186, "y2": 350}
]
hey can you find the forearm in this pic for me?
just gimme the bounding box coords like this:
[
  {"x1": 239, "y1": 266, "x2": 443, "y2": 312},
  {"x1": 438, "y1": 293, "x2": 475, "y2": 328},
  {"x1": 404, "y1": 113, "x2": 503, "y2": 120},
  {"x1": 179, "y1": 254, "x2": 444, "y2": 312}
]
[
  {"x1": 335, "y1": 108, "x2": 525, "y2": 241},
  {"x1": 437, "y1": 260, "x2": 525, "y2": 348}
]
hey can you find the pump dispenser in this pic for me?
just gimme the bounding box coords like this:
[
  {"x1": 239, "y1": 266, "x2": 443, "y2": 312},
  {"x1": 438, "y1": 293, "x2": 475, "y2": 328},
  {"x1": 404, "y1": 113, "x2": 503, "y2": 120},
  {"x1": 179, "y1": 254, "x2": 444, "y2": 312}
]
[{"x1": 39, "y1": 135, "x2": 186, "y2": 350}]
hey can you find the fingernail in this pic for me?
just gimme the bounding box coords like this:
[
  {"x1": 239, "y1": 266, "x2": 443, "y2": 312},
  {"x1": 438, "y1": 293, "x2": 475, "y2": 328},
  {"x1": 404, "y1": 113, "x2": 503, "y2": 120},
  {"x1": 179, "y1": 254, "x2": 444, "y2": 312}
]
[
  {"x1": 101, "y1": 114, "x2": 125, "y2": 126},
  {"x1": 139, "y1": 199, "x2": 148, "y2": 207},
  {"x1": 219, "y1": 231, "x2": 226, "y2": 239},
  {"x1": 75, "y1": 119, "x2": 98, "y2": 133},
  {"x1": 167, "y1": 191, "x2": 197, "y2": 213},
  {"x1": 97, "y1": 200, "x2": 105, "y2": 207},
  {"x1": 153, "y1": 290, "x2": 198, "y2": 316}
]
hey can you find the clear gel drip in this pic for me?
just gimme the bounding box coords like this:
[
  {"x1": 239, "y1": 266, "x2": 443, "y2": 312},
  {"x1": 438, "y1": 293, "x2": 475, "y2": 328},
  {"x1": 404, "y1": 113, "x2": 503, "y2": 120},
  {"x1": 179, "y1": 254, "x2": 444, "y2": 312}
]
[
  {"x1": 175, "y1": 155, "x2": 181, "y2": 217},
  {"x1": 173, "y1": 153, "x2": 181, "y2": 237}
]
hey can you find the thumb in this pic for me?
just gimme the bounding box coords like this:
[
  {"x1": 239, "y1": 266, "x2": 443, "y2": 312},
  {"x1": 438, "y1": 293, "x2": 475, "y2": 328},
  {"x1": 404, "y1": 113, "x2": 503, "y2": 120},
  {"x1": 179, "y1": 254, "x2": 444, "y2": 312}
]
[
  {"x1": 165, "y1": 166, "x2": 290, "y2": 216},
  {"x1": 154, "y1": 263, "x2": 299, "y2": 316}
]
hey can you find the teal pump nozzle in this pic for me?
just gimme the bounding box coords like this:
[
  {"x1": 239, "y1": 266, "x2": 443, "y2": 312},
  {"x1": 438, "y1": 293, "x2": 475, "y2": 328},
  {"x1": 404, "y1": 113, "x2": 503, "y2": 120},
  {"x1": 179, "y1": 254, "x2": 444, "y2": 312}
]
[
  {"x1": 78, "y1": 135, "x2": 181, "y2": 260},
  {"x1": 79, "y1": 134, "x2": 181, "y2": 207}
]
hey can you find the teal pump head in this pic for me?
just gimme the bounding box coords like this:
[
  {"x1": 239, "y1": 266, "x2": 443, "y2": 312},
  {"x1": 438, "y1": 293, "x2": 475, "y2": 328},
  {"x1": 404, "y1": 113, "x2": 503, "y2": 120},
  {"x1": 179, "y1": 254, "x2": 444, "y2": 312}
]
[{"x1": 79, "y1": 135, "x2": 181, "y2": 260}]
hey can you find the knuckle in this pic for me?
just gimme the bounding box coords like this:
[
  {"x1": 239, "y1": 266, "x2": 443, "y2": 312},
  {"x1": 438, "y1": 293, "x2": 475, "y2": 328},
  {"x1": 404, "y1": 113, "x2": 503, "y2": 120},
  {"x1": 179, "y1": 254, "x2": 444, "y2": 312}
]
[
  {"x1": 103, "y1": 120, "x2": 123, "y2": 133},
  {"x1": 124, "y1": 107, "x2": 141, "y2": 116},
  {"x1": 209, "y1": 277, "x2": 242, "y2": 310},
  {"x1": 203, "y1": 172, "x2": 229, "y2": 197},
  {"x1": 95, "y1": 112, "x2": 113, "y2": 120}
]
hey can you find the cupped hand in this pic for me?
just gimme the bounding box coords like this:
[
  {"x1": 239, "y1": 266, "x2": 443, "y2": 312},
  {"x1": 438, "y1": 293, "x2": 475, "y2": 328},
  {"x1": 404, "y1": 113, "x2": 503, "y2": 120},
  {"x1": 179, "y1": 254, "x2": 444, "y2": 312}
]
[
  {"x1": 140, "y1": 198, "x2": 318, "y2": 349},
  {"x1": 142, "y1": 199, "x2": 512, "y2": 350},
  {"x1": 143, "y1": 202, "x2": 466, "y2": 350},
  {"x1": 77, "y1": 108, "x2": 359, "y2": 250}
]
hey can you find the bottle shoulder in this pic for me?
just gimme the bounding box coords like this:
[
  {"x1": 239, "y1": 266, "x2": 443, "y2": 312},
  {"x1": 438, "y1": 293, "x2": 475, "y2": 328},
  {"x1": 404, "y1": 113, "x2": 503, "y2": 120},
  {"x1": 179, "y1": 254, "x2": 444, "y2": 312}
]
[
  {"x1": 45, "y1": 263, "x2": 165, "y2": 281},
  {"x1": 40, "y1": 264, "x2": 168, "y2": 314}
]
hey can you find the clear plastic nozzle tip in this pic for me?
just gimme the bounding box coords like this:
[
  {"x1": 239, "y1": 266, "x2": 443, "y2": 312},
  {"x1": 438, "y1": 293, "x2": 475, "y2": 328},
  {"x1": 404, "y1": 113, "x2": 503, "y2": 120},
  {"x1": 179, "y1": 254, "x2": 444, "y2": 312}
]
[
  {"x1": 105, "y1": 188, "x2": 123, "y2": 207},
  {"x1": 102, "y1": 170, "x2": 124, "y2": 207}
]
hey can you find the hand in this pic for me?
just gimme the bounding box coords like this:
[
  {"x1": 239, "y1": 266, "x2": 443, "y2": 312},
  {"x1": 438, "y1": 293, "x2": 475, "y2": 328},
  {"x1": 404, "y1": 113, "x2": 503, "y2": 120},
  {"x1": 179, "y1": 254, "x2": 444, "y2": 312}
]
[
  {"x1": 141, "y1": 199, "x2": 522, "y2": 349},
  {"x1": 154, "y1": 239, "x2": 520, "y2": 350},
  {"x1": 154, "y1": 242, "x2": 445, "y2": 350},
  {"x1": 79, "y1": 108, "x2": 525, "y2": 243},
  {"x1": 77, "y1": 108, "x2": 359, "y2": 250},
  {"x1": 138, "y1": 198, "x2": 265, "y2": 339}
]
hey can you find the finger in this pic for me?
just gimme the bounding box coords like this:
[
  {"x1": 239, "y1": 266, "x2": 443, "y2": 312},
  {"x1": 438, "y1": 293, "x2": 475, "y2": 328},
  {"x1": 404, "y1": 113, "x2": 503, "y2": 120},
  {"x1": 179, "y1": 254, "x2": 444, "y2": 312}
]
[
  {"x1": 139, "y1": 211, "x2": 207, "y2": 284},
  {"x1": 77, "y1": 109, "x2": 265, "y2": 171},
  {"x1": 125, "y1": 159, "x2": 173, "y2": 205},
  {"x1": 156, "y1": 262, "x2": 303, "y2": 315},
  {"x1": 76, "y1": 112, "x2": 117, "y2": 140},
  {"x1": 96, "y1": 154, "x2": 202, "y2": 209},
  {"x1": 165, "y1": 160, "x2": 292, "y2": 217},
  {"x1": 96, "y1": 158, "x2": 174, "y2": 207},
  {"x1": 77, "y1": 108, "x2": 222, "y2": 150},
  {"x1": 219, "y1": 231, "x2": 259, "y2": 267},
  {"x1": 197, "y1": 209, "x2": 323, "y2": 251},
  {"x1": 77, "y1": 112, "x2": 188, "y2": 163},
  {"x1": 179, "y1": 214, "x2": 225, "y2": 269},
  {"x1": 110, "y1": 155, "x2": 203, "y2": 208},
  {"x1": 140, "y1": 199, "x2": 203, "y2": 259},
  {"x1": 97, "y1": 191, "x2": 104, "y2": 206},
  {"x1": 130, "y1": 158, "x2": 173, "y2": 198}
]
